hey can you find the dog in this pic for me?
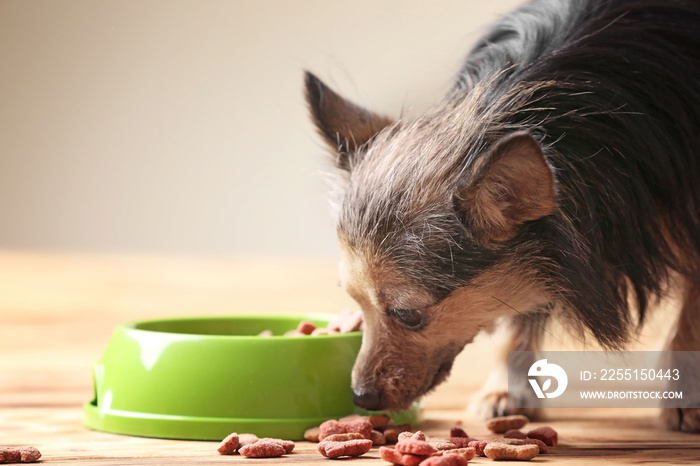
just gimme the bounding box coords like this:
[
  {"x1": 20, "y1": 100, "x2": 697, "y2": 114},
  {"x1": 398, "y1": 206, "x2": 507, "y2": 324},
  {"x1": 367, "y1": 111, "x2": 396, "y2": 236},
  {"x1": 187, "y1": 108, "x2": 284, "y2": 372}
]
[{"x1": 304, "y1": 0, "x2": 700, "y2": 432}]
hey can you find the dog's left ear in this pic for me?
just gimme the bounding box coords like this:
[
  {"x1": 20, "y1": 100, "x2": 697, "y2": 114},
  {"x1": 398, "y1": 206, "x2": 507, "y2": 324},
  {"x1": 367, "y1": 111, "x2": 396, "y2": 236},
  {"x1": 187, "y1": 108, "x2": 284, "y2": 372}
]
[
  {"x1": 304, "y1": 71, "x2": 394, "y2": 171},
  {"x1": 455, "y1": 131, "x2": 557, "y2": 244}
]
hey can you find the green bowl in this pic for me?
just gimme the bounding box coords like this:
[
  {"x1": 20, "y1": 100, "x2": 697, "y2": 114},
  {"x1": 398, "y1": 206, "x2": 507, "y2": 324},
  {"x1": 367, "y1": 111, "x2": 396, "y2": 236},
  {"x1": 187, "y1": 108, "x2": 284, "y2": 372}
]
[{"x1": 83, "y1": 315, "x2": 421, "y2": 440}]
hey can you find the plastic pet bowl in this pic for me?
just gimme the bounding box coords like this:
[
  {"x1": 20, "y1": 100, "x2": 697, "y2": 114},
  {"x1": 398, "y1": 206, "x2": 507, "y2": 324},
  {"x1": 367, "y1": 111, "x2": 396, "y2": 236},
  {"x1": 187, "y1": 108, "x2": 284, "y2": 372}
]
[{"x1": 83, "y1": 315, "x2": 421, "y2": 440}]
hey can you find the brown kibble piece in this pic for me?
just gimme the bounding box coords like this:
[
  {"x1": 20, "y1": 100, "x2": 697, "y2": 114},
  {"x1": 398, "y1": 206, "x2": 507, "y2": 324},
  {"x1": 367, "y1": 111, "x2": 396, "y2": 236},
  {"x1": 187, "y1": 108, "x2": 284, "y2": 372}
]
[
  {"x1": 504, "y1": 429, "x2": 528, "y2": 439},
  {"x1": 450, "y1": 427, "x2": 468, "y2": 438},
  {"x1": 318, "y1": 438, "x2": 373, "y2": 458},
  {"x1": 20, "y1": 448, "x2": 42, "y2": 463},
  {"x1": 258, "y1": 438, "x2": 295, "y2": 454},
  {"x1": 484, "y1": 442, "x2": 539, "y2": 461},
  {"x1": 378, "y1": 446, "x2": 429, "y2": 466},
  {"x1": 371, "y1": 429, "x2": 387, "y2": 446},
  {"x1": 527, "y1": 426, "x2": 558, "y2": 446},
  {"x1": 304, "y1": 426, "x2": 320, "y2": 442},
  {"x1": 426, "y1": 437, "x2": 457, "y2": 451},
  {"x1": 396, "y1": 439, "x2": 436, "y2": 456},
  {"x1": 319, "y1": 419, "x2": 373, "y2": 440},
  {"x1": 445, "y1": 447, "x2": 476, "y2": 460},
  {"x1": 238, "y1": 440, "x2": 286, "y2": 458},
  {"x1": 448, "y1": 437, "x2": 477, "y2": 448},
  {"x1": 398, "y1": 431, "x2": 425, "y2": 442},
  {"x1": 486, "y1": 414, "x2": 529, "y2": 433},
  {"x1": 419, "y1": 454, "x2": 469, "y2": 466},
  {"x1": 0, "y1": 447, "x2": 41, "y2": 463},
  {"x1": 497, "y1": 437, "x2": 548, "y2": 454},
  {"x1": 468, "y1": 440, "x2": 489, "y2": 456},
  {"x1": 296, "y1": 320, "x2": 316, "y2": 335},
  {"x1": 368, "y1": 414, "x2": 392, "y2": 429},
  {"x1": 322, "y1": 433, "x2": 365, "y2": 442},
  {"x1": 384, "y1": 423, "x2": 413, "y2": 443},
  {"x1": 238, "y1": 433, "x2": 260, "y2": 447},
  {"x1": 217, "y1": 432, "x2": 240, "y2": 455}
]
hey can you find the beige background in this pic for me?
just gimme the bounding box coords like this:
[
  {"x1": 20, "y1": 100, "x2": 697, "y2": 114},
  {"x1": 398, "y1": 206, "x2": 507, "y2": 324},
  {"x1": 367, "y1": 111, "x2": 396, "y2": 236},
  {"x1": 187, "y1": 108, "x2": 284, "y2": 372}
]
[{"x1": 0, "y1": 0, "x2": 522, "y2": 258}]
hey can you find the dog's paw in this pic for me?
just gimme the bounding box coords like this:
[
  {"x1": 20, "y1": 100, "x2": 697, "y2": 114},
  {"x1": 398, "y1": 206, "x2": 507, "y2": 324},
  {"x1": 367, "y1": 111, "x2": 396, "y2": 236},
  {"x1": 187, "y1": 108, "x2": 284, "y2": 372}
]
[
  {"x1": 467, "y1": 388, "x2": 540, "y2": 420},
  {"x1": 661, "y1": 408, "x2": 700, "y2": 432}
]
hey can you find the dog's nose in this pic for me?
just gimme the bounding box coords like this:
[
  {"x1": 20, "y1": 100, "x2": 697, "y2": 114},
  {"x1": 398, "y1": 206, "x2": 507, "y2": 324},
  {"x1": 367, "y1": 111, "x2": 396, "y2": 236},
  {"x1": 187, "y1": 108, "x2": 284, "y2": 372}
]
[{"x1": 352, "y1": 389, "x2": 383, "y2": 411}]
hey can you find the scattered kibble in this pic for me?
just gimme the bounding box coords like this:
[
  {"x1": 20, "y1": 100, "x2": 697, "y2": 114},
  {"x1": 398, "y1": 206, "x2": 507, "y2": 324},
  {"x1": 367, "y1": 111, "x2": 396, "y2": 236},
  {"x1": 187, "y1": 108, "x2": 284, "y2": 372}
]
[{"x1": 486, "y1": 414, "x2": 529, "y2": 433}]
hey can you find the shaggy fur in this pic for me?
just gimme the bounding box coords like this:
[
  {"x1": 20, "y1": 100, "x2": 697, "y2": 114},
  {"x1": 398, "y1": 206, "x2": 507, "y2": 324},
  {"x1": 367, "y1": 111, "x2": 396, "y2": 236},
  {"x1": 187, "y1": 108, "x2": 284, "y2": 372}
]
[{"x1": 305, "y1": 0, "x2": 700, "y2": 431}]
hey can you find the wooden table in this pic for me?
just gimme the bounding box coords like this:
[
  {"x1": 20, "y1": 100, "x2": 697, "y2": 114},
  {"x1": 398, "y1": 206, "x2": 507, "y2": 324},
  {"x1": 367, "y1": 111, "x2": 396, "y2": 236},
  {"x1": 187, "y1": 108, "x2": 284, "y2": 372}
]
[{"x1": 1, "y1": 250, "x2": 699, "y2": 464}]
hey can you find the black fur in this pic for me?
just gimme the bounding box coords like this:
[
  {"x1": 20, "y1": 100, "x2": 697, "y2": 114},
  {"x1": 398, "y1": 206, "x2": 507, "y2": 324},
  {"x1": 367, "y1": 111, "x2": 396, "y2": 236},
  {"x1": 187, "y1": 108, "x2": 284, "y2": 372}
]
[
  {"x1": 458, "y1": 0, "x2": 700, "y2": 347},
  {"x1": 335, "y1": 0, "x2": 700, "y2": 348}
]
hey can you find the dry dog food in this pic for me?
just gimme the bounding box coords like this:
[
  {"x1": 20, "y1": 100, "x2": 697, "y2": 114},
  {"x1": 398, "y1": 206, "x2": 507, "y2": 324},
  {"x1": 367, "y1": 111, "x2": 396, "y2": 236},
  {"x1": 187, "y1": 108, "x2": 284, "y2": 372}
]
[
  {"x1": 427, "y1": 438, "x2": 457, "y2": 451},
  {"x1": 322, "y1": 433, "x2": 365, "y2": 442},
  {"x1": 238, "y1": 440, "x2": 286, "y2": 458},
  {"x1": 237, "y1": 433, "x2": 260, "y2": 447},
  {"x1": 497, "y1": 438, "x2": 548, "y2": 454},
  {"x1": 260, "y1": 311, "x2": 364, "y2": 337},
  {"x1": 398, "y1": 431, "x2": 425, "y2": 442},
  {"x1": 468, "y1": 440, "x2": 489, "y2": 457},
  {"x1": 379, "y1": 446, "x2": 430, "y2": 466},
  {"x1": 217, "y1": 432, "x2": 240, "y2": 455},
  {"x1": 383, "y1": 423, "x2": 413, "y2": 443},
  {"x1": 418, "y1": 454, "x2": 468, "y2": 466},
  {"x1": 484, "y1": 442, "x2": 539, "y2": 461},
  {"x1": 368, "y1": 414, "x2": 393, "y2": 429},
  {"x1": 444, "y1": 447, "x2": 476, "y2": 461},
  {"x1": 527, "y1": 426, "x2": 558, "y2": 446},
  {"x1": 318, "y1": 419, "x2": 373, "y2": 440},
  {"x1": 306, "y1": 414, "x2": 411, "y2": 446},
  {"x1": 371, "y1": 430, "x2": 388, "y2": 446},
  {"x1": 217, "y1": 432, "x2": 294, "y2": 457},
  {"x1": 486, "y1": 414, "x2": 529, "y2": 433},
  {"x1": 504, "y1": 429, "x2": 528, "y2": 439},
  {"x1": 0, "y1": 447, "x2": 41, "y2": 464},
  {"x1": 304, "y1": 426, "x2": 320, "y2": 442},
  {"x1": 258, "y1": 438, "x2": 295, "y2": 454},
  {"x1": 449, "y1": 427, "x2": 468, "y2": 438},
  {"x1": 446, "y1": 437, "x2": 474, "y2": 448},
  {"x1": 318, "y1": 438, "x2": 373, "y2": 458},
  {"x1": 395, "y1": 439, "x2": 436, "y2": 456}
]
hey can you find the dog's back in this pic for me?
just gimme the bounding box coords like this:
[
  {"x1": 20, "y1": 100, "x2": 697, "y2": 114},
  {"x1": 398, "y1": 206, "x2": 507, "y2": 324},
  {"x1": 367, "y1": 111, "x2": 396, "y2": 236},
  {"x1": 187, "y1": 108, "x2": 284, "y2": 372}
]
[{"x1": 452, "y1": 0, "x2": 700, "y2": 346}]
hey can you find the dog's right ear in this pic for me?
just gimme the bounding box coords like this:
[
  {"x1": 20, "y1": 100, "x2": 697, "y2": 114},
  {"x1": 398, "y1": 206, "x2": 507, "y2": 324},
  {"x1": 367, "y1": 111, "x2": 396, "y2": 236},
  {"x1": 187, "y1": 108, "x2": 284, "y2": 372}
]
[
  {"x1": 304, "y1": 71, "x2": 394, "y2": 171},
  {"x1": 455, "y1": 131, "x2": 557, "y2": 244}
]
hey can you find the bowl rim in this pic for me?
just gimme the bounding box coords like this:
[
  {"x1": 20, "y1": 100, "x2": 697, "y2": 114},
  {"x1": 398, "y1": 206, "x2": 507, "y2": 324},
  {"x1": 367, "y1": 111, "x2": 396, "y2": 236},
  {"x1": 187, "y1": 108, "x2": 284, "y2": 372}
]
[{"x1": 119, "y1": 313, "x2": 363, "y2": 340}]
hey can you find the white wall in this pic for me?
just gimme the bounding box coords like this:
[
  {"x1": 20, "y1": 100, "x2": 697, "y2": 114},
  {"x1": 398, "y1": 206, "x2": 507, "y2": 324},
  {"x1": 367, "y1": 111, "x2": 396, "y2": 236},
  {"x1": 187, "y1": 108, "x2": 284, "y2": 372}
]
[{"x1": 0, "y1": 0, "x2": 522, "y2": 257}]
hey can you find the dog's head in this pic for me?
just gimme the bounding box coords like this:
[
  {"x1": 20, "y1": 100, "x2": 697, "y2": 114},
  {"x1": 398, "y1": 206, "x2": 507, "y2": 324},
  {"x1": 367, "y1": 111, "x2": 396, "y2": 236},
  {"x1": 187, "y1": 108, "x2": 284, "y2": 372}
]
[{"x1": 305, "y1": 72, "x2": 558, "y2": 410}]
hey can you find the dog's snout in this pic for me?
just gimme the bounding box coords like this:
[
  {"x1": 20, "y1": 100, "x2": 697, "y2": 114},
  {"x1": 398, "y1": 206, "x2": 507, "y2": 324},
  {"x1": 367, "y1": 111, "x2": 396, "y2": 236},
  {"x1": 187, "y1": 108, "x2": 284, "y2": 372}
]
[{"x1": 352, "y1": 388, "x2": 383, "y2": 411}]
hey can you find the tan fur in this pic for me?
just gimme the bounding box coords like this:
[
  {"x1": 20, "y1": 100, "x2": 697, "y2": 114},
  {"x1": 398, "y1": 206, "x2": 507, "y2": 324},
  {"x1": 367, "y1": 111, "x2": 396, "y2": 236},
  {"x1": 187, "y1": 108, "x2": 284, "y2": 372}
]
[
  {"x1": 340, "y1": 239, "x2": 549, "y2": 410},
  {"x1": 457, "y1": 131, "x2": 558, "y2": 243}
]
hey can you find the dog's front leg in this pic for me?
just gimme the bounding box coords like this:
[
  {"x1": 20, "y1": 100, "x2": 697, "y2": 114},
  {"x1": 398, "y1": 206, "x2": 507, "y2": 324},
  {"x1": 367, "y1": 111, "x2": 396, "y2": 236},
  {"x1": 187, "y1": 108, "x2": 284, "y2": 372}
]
[
  {"x1": 661, "y1": 278, "x2": 700, "y2": 432},
  {"x1": 467, "y1": 313, "x2": 545, "y2": 420}
]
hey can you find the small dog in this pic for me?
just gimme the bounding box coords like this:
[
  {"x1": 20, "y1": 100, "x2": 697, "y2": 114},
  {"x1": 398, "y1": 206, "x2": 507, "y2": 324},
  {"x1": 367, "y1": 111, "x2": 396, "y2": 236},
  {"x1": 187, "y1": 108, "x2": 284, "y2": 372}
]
[{"x1": 304, "y1": 0, "x2": 700, "y2": 431}]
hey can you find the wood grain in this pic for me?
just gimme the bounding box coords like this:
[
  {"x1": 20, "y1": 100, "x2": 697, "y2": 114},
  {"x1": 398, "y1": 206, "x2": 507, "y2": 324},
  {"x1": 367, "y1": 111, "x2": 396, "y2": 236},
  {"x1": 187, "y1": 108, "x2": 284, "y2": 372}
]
[{"x1": 1, "y1": 250, "x2": 699, "y2": 464}]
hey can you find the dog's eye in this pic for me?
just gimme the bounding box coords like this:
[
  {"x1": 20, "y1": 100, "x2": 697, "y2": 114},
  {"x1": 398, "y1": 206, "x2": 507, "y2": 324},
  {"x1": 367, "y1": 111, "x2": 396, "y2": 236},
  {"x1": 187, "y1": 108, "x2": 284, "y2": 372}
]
[{"x1": 391, "y1": 308, "x2": 423, "y2": 329}]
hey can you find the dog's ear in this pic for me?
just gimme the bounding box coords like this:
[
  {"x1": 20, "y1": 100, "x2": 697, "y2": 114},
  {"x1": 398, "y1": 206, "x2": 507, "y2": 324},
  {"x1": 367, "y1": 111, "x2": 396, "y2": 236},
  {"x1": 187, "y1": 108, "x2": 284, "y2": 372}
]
[
  {"x1": 304, "y1": 71, "x2": 394, "y2": 171},
  {"x1": 455, "y1": 131, "x2": 557, "y2": 244}
]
